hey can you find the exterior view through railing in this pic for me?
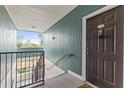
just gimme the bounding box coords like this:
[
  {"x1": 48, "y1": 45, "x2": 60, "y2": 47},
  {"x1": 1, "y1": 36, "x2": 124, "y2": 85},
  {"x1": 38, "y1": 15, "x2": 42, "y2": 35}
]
[{"x1": 0, "y1": 51, "x2": 45, "y2": 88}]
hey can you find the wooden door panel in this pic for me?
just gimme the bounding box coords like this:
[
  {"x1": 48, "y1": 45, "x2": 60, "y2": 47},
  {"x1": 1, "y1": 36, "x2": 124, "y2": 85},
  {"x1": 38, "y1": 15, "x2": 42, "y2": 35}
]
[
  {"x1": 91, "y1": 31, "x2": 99, "y2": 52},
  {"x1": 86, "y1": 6, "x2": 123, "y2": 88},
  {"x1": 104, "y1": 26, "x2": 116, "y2": 53},
  {"x1": 104, "y1": 9, "x2": 117, "y2": 23},
  {"x1": 91, "y1": 57, "x2": 99, "y2": 77},
  {"x1": 103, "y1": 60, "x2": 115, "y2": 85}
]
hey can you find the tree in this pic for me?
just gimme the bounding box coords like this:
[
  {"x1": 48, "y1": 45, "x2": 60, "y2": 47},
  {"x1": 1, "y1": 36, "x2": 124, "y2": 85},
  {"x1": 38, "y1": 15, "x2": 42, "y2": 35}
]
[
  {"x1": 31, "y1": 43, "x2": 39, "y2": 48},
  {"x1": 38, "y1": 33, "x2": 44, "y2": 48},
  {"x1": 17, "y1": 35, "x2": 24, "y2": 48}
]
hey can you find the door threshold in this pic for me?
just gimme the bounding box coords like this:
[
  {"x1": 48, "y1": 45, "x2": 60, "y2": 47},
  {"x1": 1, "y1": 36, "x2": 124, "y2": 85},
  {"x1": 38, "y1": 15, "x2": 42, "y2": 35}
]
[{"x1": 84, "y1": 81, "x2": 98, "y2": 88}]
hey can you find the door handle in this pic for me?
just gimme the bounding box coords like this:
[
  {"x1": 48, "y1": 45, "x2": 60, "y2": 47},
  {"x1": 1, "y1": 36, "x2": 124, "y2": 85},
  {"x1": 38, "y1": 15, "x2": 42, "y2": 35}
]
[
  {"x1": 86, "y1": 48, "x2": 89, "y2": 54},
  {"x1": 86, "y1": 52, "x2": 88, "y2": 54},
  {"x1": 97, "y1": 24, "x2": 105, "y2": 38}
]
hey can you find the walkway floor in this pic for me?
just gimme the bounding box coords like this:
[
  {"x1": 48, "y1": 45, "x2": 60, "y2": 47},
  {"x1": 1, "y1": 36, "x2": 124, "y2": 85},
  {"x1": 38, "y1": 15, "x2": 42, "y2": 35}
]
[
  {"x1": 45, "y1": 58, "x2": 65, "y2": 80},
  {"x1": 36, "y1": 73, "x2": 84, "y2": 88},
  {"x1": 15, "y1": 58, "x2": 65, "y2": 87}
]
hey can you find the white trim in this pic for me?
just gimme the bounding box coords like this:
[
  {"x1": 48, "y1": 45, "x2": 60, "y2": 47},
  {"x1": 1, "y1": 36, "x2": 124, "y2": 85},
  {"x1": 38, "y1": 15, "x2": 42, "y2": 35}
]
[
  {"x1": 68, "y1": 70, "x2": 84, "y2": 81},
  {"x1": 82, "y1": 5, "x2": 119, "y2": 81},
  {"x1": 83, "y1": 5, "x2": 118, "y2": 19}
]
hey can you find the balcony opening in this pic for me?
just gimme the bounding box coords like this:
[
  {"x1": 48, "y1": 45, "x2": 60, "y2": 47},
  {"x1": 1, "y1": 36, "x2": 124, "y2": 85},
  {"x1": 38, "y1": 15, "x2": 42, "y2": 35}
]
[
  {"x1": 17, "y1": 31, "x2": 43, "y2": 49},
  {"x1": 6, "y1": 30, "x2": 64, "y2": 88}
]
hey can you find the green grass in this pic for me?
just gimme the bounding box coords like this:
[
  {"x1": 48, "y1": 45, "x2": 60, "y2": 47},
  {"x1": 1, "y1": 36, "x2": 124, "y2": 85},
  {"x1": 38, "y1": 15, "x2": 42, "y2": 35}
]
[{"x1": 17, "y1": 67, "x2": 29, "y2": 74}]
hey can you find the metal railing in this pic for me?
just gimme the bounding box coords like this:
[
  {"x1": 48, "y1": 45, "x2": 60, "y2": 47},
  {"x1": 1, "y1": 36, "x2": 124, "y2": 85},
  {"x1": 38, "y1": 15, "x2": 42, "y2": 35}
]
[
  {"x1": 0, "y1": 51, "x2": 45, "y2": 88},
  {"x1": 47, "y1": 54, "x2": 74, "y2": 70}
]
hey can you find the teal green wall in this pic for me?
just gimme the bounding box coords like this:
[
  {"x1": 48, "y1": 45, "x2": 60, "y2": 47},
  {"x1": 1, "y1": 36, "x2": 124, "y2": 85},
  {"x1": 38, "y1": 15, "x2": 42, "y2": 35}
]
[
  {"x1": 0, "y1": 6, "x2": 17, "y2": 52},
  {"x1": 0, "y1": 6, "x2": 17, "y2": 84},
  {"x1": 44, "y1": 5, "x2": 105, "y2": 75}
]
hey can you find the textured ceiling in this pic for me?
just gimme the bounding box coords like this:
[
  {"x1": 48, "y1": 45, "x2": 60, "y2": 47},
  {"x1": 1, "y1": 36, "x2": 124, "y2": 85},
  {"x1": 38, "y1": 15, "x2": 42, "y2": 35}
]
[{"x1": 5, "y1": 5, "x2": 77, "y2": 32}]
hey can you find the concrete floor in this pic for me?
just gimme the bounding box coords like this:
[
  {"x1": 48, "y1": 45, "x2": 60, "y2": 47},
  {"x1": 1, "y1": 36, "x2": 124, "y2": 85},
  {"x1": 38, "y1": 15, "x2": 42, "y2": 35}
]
[
  {"x1": 36, "y1": 73, "x2": 84, "y2": 88},
  {"x1": 15, "y1": 58, "x2": 65, "y2": 87},
  {"x1": 34, "y1": 59, "x2": 96, "y2": 88},
  {"x1": 15, "y1": 58, "x2": 86, "y2": 88}
]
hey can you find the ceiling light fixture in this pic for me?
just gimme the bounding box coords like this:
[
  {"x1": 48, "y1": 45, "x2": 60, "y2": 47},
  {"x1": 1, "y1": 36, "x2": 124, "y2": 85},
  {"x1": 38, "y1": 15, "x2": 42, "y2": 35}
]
[{"x1": 31, "y1": 26, "x2": 37, "y2": 28}]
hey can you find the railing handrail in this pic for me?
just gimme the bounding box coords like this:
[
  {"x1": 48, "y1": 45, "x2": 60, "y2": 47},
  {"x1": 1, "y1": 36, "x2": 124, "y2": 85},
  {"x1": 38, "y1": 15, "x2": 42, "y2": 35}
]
[
  {"x1": 0, "y1": 50, "x2": 45, "y2": 88},
  {"x1": 0, "y1": 50, "x2": 44, "y2": 54},
  {"x1": 47, "y1": 54, "x2": 68, "y2": 70}
]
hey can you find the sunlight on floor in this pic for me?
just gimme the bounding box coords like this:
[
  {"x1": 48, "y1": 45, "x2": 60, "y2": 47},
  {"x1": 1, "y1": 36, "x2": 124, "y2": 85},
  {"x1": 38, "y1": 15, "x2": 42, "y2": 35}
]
[{"x1": 45, "y1": 59, "x2": 65, "y2": 80}]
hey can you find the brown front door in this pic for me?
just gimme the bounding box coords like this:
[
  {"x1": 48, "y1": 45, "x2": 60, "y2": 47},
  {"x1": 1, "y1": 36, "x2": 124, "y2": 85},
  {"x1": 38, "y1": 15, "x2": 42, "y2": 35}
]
[{"x1": 86, "y1": 6, "x2": 123, "y2": 88}]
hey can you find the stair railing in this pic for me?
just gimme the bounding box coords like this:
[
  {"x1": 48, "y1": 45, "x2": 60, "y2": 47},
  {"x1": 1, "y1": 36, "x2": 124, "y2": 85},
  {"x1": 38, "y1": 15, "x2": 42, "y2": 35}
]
[{"x1": 47, "y1": 54, "x2": 74, "y2": 70}]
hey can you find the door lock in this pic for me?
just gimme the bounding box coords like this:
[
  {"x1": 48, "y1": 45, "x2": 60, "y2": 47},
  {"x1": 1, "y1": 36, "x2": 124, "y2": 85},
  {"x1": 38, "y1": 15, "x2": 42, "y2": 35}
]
[{"x1": 86, "y1": 48, "x2": 89, "y2": 54}]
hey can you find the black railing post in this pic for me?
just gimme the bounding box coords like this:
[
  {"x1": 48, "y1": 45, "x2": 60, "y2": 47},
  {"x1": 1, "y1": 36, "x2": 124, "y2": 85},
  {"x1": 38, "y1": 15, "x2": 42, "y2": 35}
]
[
  {"x1": 36, "y1": 52, "x2": 38, "y2": 81},
  {"x1": 0, "y1": 54, "x2": 1, "y2": 88},
  {"x1": 5, "y1": 53, "x2": 7, "y2": 88},
  {"x1": 39, "y1": 52, "x2": 43, "y2": 82},
  {"x1": 0, "y1": 51, "x2": 45, "y2": 88},
  {"x1": 25, "y1": 52, "x2": 26, "y2": 86},
  {"x1": 43, "y1": 51, "x2": 45, "y2": 85},
  {"x1": 11, "y1": 53, "x2": 13, "y2": 88},
  {"x1": 20, "y1": 53, "x2": 22, "y2": 87},
  {"x1": 16, "y1": 53, "x2": 17, "y2": 88},
  {"x1": 29, "y1": 52, "x2": 30, "y2": 84},
  {"x1": 32, "y1": 51, "x2": 34, "y2": 83}
]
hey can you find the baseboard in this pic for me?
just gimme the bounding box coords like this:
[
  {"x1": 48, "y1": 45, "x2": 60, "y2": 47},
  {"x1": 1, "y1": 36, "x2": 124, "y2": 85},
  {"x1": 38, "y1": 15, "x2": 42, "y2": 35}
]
[
  {"x1": 46, "y1": 57, "x2": 83, "y2": 81},
  {"x1": 68, "y1": 70, "x2": 84, "y2": 81}
]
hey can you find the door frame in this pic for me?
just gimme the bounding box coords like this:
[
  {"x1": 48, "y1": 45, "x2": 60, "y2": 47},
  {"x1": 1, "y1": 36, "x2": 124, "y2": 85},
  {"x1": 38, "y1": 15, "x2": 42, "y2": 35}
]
[{"x1": 81, "y1": 5, "x2": 119, "y2": 82}]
